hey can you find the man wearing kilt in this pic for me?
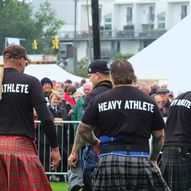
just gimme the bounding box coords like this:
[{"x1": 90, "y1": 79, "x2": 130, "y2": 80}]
[
  {"x1": 77, "y1": 59, "x2": 170, "y2": 191},
  {"x1": 160, "y1": 91, "x2": 191, "y2": 191},
  {"x1": 0, "y1": 44, "x2": 61, "y2": 191},
  {"x1": 68, "y1": 59, "x2": 112, "y2": 191}
]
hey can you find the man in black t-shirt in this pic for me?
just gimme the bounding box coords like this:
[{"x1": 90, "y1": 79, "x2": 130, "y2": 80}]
[
  {"x1": 76, "y1": 59, "x2": 170, "y2": 191},
  {"x1": 68, "y1": 59, "x2": 112, "y2": 191},
  {"x1": 160, "y1": 91, "x2": 191, "y2": 191},
  {"x1": 0, "y1": 44, "x2": 61, "y2": 190}
]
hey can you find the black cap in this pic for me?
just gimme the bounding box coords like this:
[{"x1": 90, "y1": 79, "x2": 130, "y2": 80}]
[
  {"x1": 64, "y1": 79, "x2": 72, "y2": 84},
  {"x1": 41, "y1": 77, "x2": 53, "y2": 87},
  {"x1": 88, "y1": 59, "x2": 110, "y2": 74},
  {"x1": 157, "y1": 88, "x2": 169, "y2": 94}
]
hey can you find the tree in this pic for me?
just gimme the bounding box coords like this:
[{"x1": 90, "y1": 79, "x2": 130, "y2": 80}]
[
  {"x1": 0, "y1": 0, "x2": 37, "y2": 53},
  {"x1": 113, "y1": 52, "x2": 134, "y2": 60},
  {"x1": 34, "y1": 0, "x2": 64, "y2": 54},
  {"x1": 76, "y1": 58, "x2": 89, "y2": 78},
  {"x1": 0, "y1": 0, "x2": 64, "y2": 54}
]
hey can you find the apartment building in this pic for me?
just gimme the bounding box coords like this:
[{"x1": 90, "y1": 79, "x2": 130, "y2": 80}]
[{"x1": 32, "y1": 0, "x2": 190, "y2": 62}]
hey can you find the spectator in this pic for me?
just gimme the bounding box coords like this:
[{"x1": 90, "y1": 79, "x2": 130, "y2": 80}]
[
  {"x1": 82, "y1": 82, "x2": 93, "y2": 96},
  {"x1": 151, "y1": 94, "x2": 163, "y2": 112},
  {"x1": 52, "y1": 80, "x2": 57, "y2": 89},
  {"x1": 73, "y1": 91, "x2": 83, "y2": 103},
  {"x1": 71, "y1": 82, "x2": 93, "y2": 128},
  {"x1": 64, "y1": 85, "x2": 77, "y2": 108},
  {"x1": 150, "y1": 84, "x2": 160, "y2": 96},
  {"x1": 41, "y1": 77, "x2": 53, "y2": 103},
  {"x1": 0, "y1": 44, "x2": 61, "y2": 190},
  {"x1": 160, "y1": 91, "x2": 191, "y2": 190},
  {"x1": 54, "y1": 81, "x2": 64, "y2": 91},
  {"x1": 48, "y1": 92, "x2": 68, "y2": 182},
  {"x1": 157, "y1": 88, "x2": 171, "y2": 117},
  {"x1": 48, "y1": 92, "x2": 68, "y2": 121},
  {"x1": 168, "y1": 91, "x2": 174, "y2": 102},
  {"x1": 64, "y1": 79, "x2": 72, "y2": 89},
  {"x1": 74, "y1": 82, "x2": 80, "y2": 89},
  {"x1": 77, "y1": 59, "x2": 169, "y2": 191},
  {"x1": 80, "y1": 78, "x2": 86, "y2": 87}
]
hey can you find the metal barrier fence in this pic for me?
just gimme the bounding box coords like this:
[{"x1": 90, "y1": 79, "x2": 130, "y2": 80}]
[
  {"x1": 35, "y1": 120, "x2": 79, "y2": 178},
  {"x1": 35, "y1": 118, "x2": 167, "y2": 178}
]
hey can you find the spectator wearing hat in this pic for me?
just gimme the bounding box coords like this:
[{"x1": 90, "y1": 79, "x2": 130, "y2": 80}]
[
  {"x1": 157, "y1": 88, "x2": 171, "y2": 117},
  {"x1": 41, "y1": 77, "x2": 54, "y2": 104},
  {"x1": 38, "y1": 78, "x2": 59, "y2": 173},
  {"x1": 64, "y1": 79, "x2": 72, "y2": 90},
  {"x1": 80, "y1": 78, "x2": 87, "y2": 87},
  {"x1": 68, "y1": 59, "x2": 112, "y2": 191},
  {"x1": 168, "y1": 91, "x2": 174, "y2": 102}
]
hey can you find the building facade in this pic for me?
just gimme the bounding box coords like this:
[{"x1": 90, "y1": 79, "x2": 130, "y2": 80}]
[{"x1": 32, "y1": 0, "x2": 190, "y2": 63}]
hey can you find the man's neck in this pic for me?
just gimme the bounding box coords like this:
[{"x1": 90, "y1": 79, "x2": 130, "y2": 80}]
[{"x1": 4, "y1": 65, "x2": 20, "y2": 72}]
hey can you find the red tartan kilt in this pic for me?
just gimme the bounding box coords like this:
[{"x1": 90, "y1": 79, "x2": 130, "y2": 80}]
[{"x1": 0, "y1": 136, "x2": 52, "y2": 191}]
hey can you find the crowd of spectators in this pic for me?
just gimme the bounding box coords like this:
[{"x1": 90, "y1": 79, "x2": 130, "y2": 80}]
[
  {"x1": 35, "y1": 77, "x2": 92, "y2": 181},
  {"x1": 36, "y1": 76, "x2": 174, "y2": 182}
]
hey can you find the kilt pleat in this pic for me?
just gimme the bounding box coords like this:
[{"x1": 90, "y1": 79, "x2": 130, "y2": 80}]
[
  {"x1": 160, "y1": 146, "x2": 191, "y2": 191},
  {"x1": 0, "y1": 136, "x2": 52, "y2": 191},
  {"x1": 92, "y1": 154, "x2": 170, "y2": 191}
]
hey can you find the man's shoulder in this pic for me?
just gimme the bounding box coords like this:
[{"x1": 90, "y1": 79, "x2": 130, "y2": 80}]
[{"x1": 22, "y1": 73, "x2": 40, "y2": 82}]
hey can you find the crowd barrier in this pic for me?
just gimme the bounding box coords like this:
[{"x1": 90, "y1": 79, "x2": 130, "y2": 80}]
[
  {"x1": 35, "y1": 120, "x2": 79, "y2": 179},
  {"x1": 35, "y1": 117, "x2": 167, "y2": 179}
]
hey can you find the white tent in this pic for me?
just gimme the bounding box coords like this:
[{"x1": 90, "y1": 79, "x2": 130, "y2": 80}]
[
  {"x1": 24, "y1": 64, "x2": 86, "y2": 83},
  {"x1": 129, "y1": 14, "x2": 191, "y2": 96}
]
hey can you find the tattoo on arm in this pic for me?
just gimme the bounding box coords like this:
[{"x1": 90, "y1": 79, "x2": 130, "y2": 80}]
[
  {"x1": 72, "y1": 128, "x2": 86, "y2": 153},
  {"x1": 150, "y1": 135, "x2": 164, "y2": 161},
  {"x1": 78, "y1": 122, "x2": 99, "y2": 146}
]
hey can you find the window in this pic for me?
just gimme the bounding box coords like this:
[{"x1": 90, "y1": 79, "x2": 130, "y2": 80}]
[
  {"x1": 148, "y1": 6, "x2": 155, "y2": 23},
  {"x1": 126, "y1": 7, "x2": 133, "y2": 23},
  {"x1": 104, "y1": 14, "x2": 112, "y2": 30},
  {"x1": 181, "y1": 5, "x2": 187, "y2": 19},
  {"x1": 157, "y1": 13, "x2": 165, "y2": 30}
]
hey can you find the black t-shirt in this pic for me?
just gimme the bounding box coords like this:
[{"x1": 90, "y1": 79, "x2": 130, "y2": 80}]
[
  {"x1": 165, "y1": 91, "x2": 191, "y2": 147},
  {"x1": 82, "y1": 86, "x2": 165, "y2": 142},
  {"x1": 0, "y1": 68, "x2": 51, "y2": 140},
  {"x1": 84, "y1": 80, "x2": 112, "y2": 109}
]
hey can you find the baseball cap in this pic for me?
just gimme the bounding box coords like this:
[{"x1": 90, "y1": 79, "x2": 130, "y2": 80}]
[
  {"x1": 157, "y1": 88, "x2": 169, "y2": 94},
  {"x1": 168, "y1": 91, "x2": 174, "y2": 97},
  {"x1": 88, "y1": 59, "x2": 110, "y2": 74},
  {"x1": 3, "y1": 44, "x2": 31, "y2": 63}
]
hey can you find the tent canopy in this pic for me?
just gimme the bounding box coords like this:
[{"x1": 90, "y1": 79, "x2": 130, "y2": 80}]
[
  {"x1": 129, "y1": 14, "x2": 191, "y2": 96},
  {"x1": 24, "y1": 64, "x2": 86, "y2": 83}
]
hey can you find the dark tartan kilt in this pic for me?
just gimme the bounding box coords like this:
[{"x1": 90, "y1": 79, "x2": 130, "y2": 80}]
[
  {"x1": 92, "y1": 154, "x2": 170, "y2": 191},
  {"x1": 159, "y1": 146, "x2": 191, "y2": 191},
  {"x1": 0, "y1": 136, "x2": 52, "y2": 191}
]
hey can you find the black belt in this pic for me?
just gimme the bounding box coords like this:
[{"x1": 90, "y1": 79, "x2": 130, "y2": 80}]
[
  {"x1": 164, "y1": 146, "x2": 191, "y2": 158},
  {"x1": 100, "y1": 144, "x2": 149, "y2": 154}
]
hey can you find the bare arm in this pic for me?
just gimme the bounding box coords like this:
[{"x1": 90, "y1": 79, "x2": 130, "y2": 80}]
[
  {"x1": 78, "y1": 121, "x2": 99, "y2": 146},
  {"x1": 150, "y1": 129, "x2": 165, "y2": 162},
  {"x1": 72, "y1": 127, "x2": 86, "y2": 153},
  {"x1": 68, "y1": 121, "x2": 99, "y2": 168}
]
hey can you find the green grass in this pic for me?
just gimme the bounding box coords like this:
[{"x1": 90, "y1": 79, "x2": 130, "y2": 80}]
[{"x1": 50, "y1": 182, "x2": 68, "y2": 191}]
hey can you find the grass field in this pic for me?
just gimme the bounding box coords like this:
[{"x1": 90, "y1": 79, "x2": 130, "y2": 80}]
[{"x1": 51, "y1": 182, "x2": 68, "y2": 191}]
